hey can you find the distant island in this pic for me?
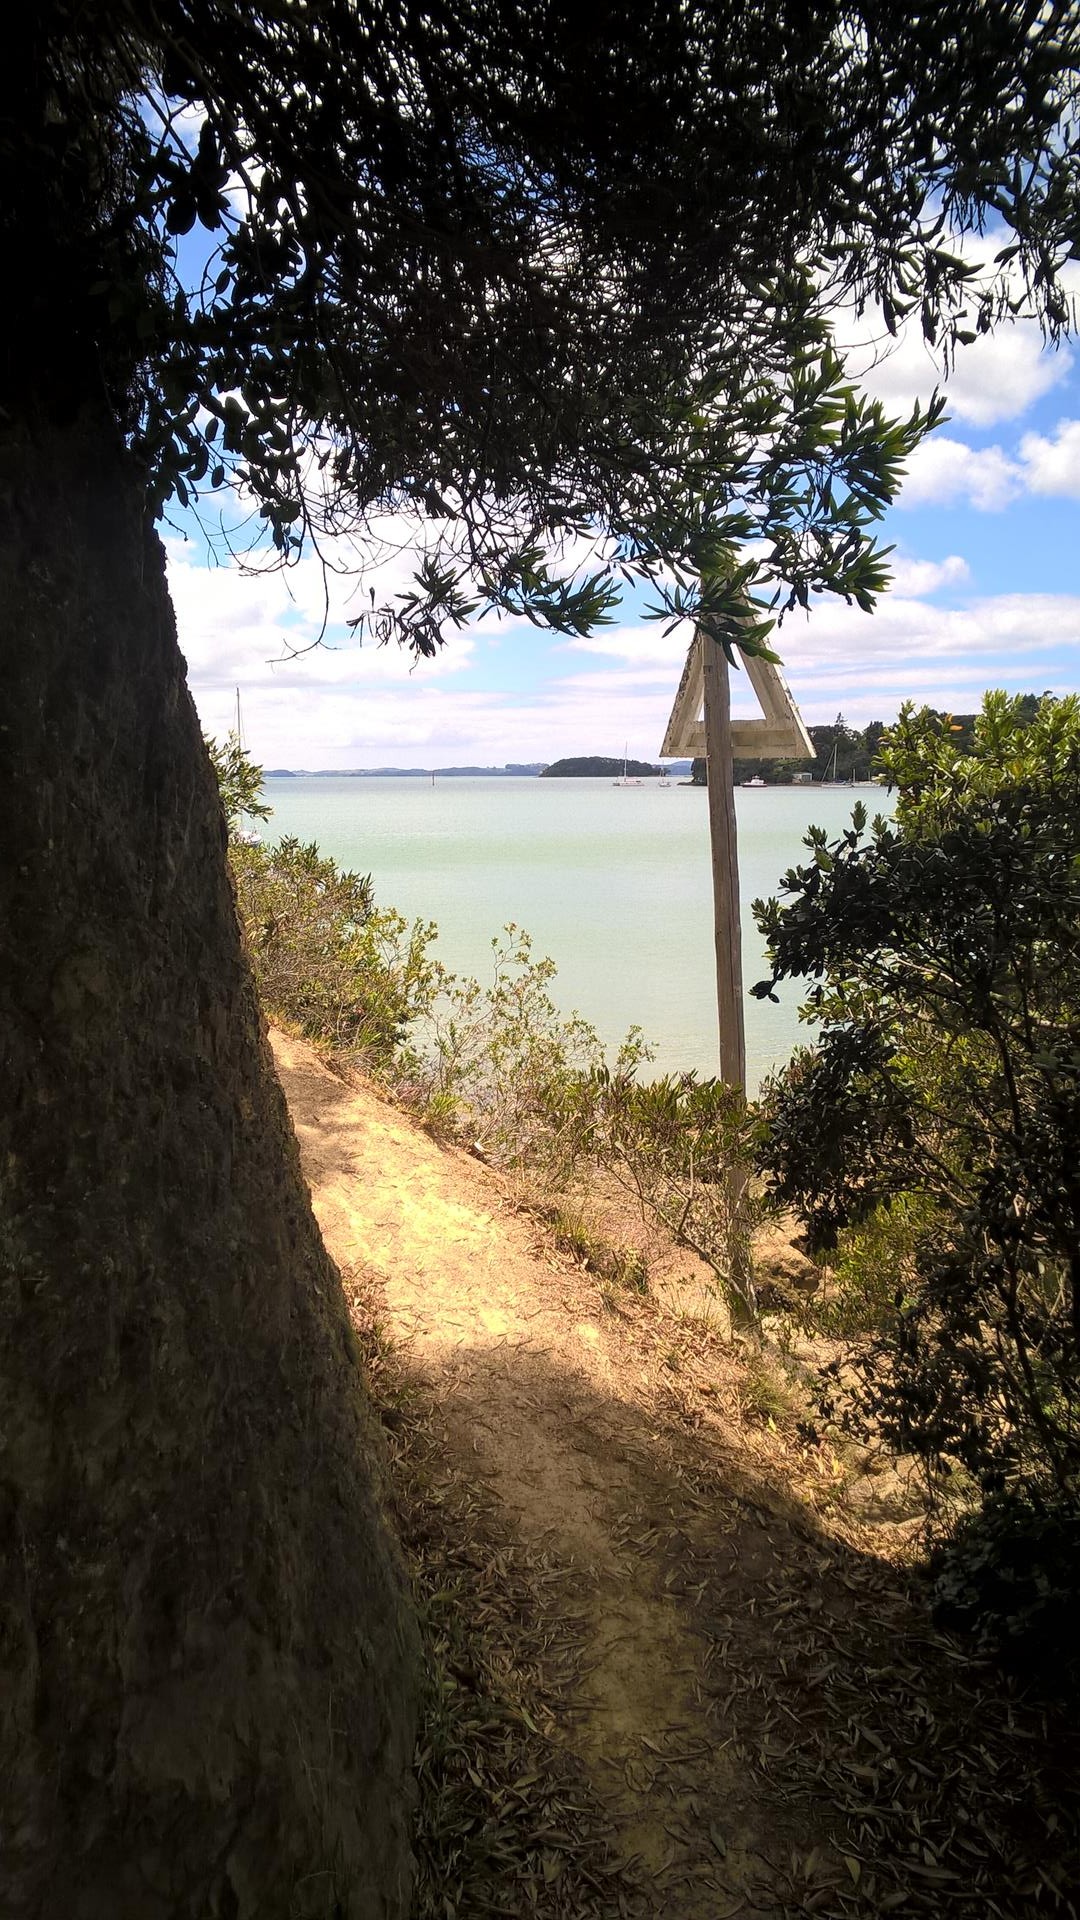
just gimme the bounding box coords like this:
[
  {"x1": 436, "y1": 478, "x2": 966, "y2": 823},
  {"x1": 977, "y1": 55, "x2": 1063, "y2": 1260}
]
[
  {"x1": 540, "y1": 756, "x2": 664, "y2": 778},
  {"x1": 264, "y1": 763, "x2": 550, "y2": 778}
]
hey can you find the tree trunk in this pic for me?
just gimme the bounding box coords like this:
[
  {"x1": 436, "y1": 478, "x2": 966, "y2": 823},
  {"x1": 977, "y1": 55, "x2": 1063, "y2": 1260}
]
[{"x1": 0, "y1": 413, "x2": 419, "y2": 1919}]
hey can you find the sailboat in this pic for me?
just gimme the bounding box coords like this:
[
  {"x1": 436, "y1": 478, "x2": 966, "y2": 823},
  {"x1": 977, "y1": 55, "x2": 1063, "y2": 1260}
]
[
  {"x1": 233, "y1": 686, "x2": 263, "y2": 845},
  {"x1": 612, "y1": 743, "x2": 644, "y2": 787}
]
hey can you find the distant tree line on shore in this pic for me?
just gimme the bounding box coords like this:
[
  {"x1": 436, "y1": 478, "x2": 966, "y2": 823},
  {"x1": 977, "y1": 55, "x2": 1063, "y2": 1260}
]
[{"x1": 691, "y1": 695, "x2": 1049, "y2": 786}]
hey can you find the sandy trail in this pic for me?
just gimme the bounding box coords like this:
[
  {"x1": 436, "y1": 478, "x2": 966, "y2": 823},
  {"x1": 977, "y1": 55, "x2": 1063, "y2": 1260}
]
[
  {"x1": 274, "y1": 1031, "x2": 790, "y2": 1910},
  {"x1": 272, "y1": 1030, "x2": 1073, "y2": 1920}
]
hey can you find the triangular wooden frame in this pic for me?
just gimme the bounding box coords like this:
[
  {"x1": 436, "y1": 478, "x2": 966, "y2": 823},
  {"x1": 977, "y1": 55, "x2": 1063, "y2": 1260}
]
[{"x1": 660, "y1": 629, "x2": 814, "y2": 761}]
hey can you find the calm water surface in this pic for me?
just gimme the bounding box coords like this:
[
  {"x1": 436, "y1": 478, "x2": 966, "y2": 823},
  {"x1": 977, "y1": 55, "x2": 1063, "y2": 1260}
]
[{"x1": 262, "y1": 776, "x2": 887, "y2": 1089}]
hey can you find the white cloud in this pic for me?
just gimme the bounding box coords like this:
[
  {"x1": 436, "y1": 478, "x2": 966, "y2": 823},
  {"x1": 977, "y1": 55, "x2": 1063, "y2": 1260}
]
[
  {"x1": 935, "y1": 332, "x2": 1072, "y2": 428},
  {"x1": 562, "y1": 621, "x2": 695, "y2": 668},
  {"x1": 841, "y1": 245, "x2": 1079, "y2": 428},
  {"x1": 1018, "y1": 418, "x2": 1080, "y2": 500},
  {"x1": 853, "y1": 322, "x2": 1072, "y2": 429},
  {"x1": 168, "y1": 414, "x2": 1080, "y2": 765},
  {"x1": 894, "y1": 413, "x2": 1080, "y2": 512},
  {"x1": 888, "y1": 553, "x2": 969, "y2": 595},
  {"x1": 167, "y1": 539, "x2": 477, "y2": 727},
  {"x1": 523, "y1": 575, "x2": 1080, "y2": 761},
  {"x1": 762, "y1": 589, "x2": 1079, "y2": 729},
  {"x1": 780, "y1": 591, "x2": 1080, "y2": 668},
  {"x1": 898, "y1": 436, "x2": 1023, "y2": 511},
  {"x1": 185, "y1": 583, "x2": 1080, "y2": 767}
]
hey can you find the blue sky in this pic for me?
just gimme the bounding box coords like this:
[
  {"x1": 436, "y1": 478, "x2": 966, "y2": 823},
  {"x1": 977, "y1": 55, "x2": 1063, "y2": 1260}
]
[{"x1": 172, "y1": 290, "x2": 1080, "y2": 768}]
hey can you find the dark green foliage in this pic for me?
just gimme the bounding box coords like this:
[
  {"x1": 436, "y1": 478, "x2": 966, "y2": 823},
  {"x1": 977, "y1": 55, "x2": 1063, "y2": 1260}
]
[
  {"x1": 231, "y1": 836, "x2": 439, "y2": 1068},
  {"x1": 807, "y1": 714, "x2": 864, "y2": 781},
  {"x1": 930, "y1": 1488, "x2": 1080, "y2": 1700},
  {"x1": 578, "y1": 1069, "x2": 755, "y2": 1194},
  {"x1": 9, "y1": 2, "x2": 1080, "y2": 656},
  {"x1": 694, "y1": 705, "x2": 1034, "y2": 785},
  {"x1": 754, "y1": 695, "x2": 1080, "y2": 1501},
  {"x1": 209, "y1": 725, "x2": 438, "y2": 1075},
  {"x1": 205, "y1": 730, "x2": 272, "y2": 830},
  {"x1": 207, "y1": 732, "x2": 437, "y2": 1066},
  {"x1": 754, "y1": 694, "x2": 1080, "y2": 1674}
]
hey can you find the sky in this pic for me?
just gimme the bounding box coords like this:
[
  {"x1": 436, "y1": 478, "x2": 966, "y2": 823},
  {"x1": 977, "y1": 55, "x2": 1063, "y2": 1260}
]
[{"x1": 171, "y1": 293, "x2": 1080, "y2": 769}]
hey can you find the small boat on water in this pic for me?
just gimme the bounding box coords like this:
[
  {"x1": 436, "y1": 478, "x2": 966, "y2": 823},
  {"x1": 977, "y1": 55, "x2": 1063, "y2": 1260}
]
[
  {"x1": 613, "y1": 743, "x2": 644, "y2": 787},
  {"x1": 741, "y1": 774, "x2": 765, "y2": 787}
]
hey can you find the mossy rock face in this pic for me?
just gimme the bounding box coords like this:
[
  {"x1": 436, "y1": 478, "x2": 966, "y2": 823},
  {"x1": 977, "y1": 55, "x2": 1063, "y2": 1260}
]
[{"x1": 0, "y1": 416, "x2": 419, "y2": 1918}]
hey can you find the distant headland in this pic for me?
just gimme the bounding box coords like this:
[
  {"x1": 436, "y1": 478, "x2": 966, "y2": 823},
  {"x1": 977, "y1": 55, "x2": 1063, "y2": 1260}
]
[
  {"x1": 264, "y1": 763, "x2": 550, "y2": 778},
  {"x1": 540, "y1": 756, "x2": 687, "y2": 778},
  {"x1": 263, "y1": 759, "x2": 697, "y2": 779}
]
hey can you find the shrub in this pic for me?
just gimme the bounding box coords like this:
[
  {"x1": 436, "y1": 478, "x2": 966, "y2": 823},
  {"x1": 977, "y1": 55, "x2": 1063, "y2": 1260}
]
[
  {"x1": 754, "y1": 693, "x2": 1080, "y2": 1502},
  {"x1": 415, "y1": 935, "x2": 760, "y2": 1320},
  {"x1": 230, "y1": 834, "x2": 440, "y2": 1070},
  {"x1": 563, "y1": 1068, "x2": 763, "y2": 1321},
  {"x1": 412, "y1": 924, "x2": 648, "y2": 1176},
  {"x1": 930, "y1": 1485, "x2": 1080, "y2": 1701},
  {"x1": 206, "y1": 730, "x2": 272, "y2": 833},
  {"x1": 546, "y1": 1204, "x2": 650, "y2": 1294},
  {"x1": 809, "y1": 1193, "x2": 940, "y2": 1341}
]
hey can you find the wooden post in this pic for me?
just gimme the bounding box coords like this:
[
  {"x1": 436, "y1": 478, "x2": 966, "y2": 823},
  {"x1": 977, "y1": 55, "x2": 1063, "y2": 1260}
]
[
  {"x1": 660, "y1": 614, "x2": 812, "y2": 1331},
  {"x1": 700, "y1": 629, "x2": 754, "y2": 1324},
  {"x1": 700, "y1": 629, "x2": 746, "y2": 1088}
]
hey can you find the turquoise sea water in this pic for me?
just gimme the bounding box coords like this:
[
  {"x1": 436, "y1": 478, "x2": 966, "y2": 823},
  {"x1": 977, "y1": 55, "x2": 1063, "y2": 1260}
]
[{"x1": 261, "y1": 776, "x2": 887, "y2": 1089}]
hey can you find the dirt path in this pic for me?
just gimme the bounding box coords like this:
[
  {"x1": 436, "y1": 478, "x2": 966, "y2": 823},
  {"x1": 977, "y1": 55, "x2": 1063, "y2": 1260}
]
[{"x1": 272, "y1": 1030, "x2": 1077, "y2": 1920}]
